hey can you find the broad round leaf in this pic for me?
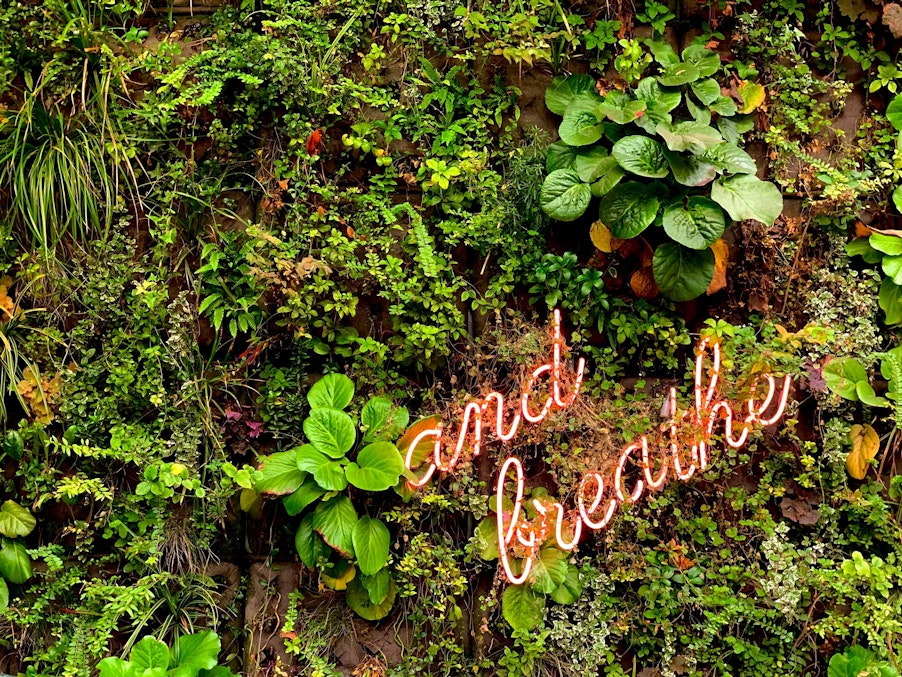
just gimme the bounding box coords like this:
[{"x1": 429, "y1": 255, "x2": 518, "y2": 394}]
[
  {"x1": 559, "y1": 109, "x2": 603, "y2": 147},
  {"x1": 550, "y1": 564, "x2": 583, "y2": 605},
  {"x1": 883, "y1": 255, "x2": 902, "y2": 285},
  {"x1": 0, "y1": 501, "x2": 35, "y2": 538},
  {"x1": 573, "y1": 146, "x2": 610, "y2": 182},
  {"x1": 888, "y1": 95, "x2": 902, "y2": 131},
  {"x1": 97, "y1": 658, "x2": 134, "y2": 677},
  {"x1": 352, "y1": 516, "x2": 390, "y2": 575},
  {"x1": 0, "y1": 538, "x2": 32, "y2": 584},
  {"x1": 681, "y1": 45, "x2": 721, "y2": 77},
  {"x1": 665, "y1": 151, "x2": 717, "y2": 187},
  {"x1": 662, "y1": 197, "x2": 725, "y2": 249},
  {"x1": 823, "y1": 357, "x2": 868, "y2": 401},
  {"x1": 346, "y1": 575, "x2": 396, "y2": 620},
  {"x1": 691, "y1": 78, "x2": 721, "y2": 105},
  {"x1": 295, "y1": 513, "x2": 331, "y2": 568},
  {"x1": 652, "y1": 243, "x2": 716, "y2": 302},
  {"x1": 131, "y1": 636, "x2": 170, "y2": 671},
  {"x1": 636, "y1": 77, "x2": 681, "y2": 111},
  {"x1": 345, "y1": 442, "x2": 404, "y2": 492},
  {"x1": 880, "y1": 278, "x2": 902, "y2": 326},
  {"x1": 529, "y1": 547, "x2": 569, "y2": 594},
  {"x1": 298, "y1": 444, "x2": 348, "y2": 490},
  {"x1": 502, "y1": 584, "x2": 545, "y2": 631},
  {"x1": 312, "y1": 496, "x2": 358, "y2": 558},
  {"x1": 578, "y1": 153, "x2": 624, "y2": 196},
  {"x1": 611, "y1": 136, "x2": 668, "y2": 178},
  {"x1": 320, "y1": 560, "x2": 356, "y2": 590},
  {"x1": 598, "y1": 182, "x2": 660, "y2": 239},
  {"x1": 656, "y1": 121, "x2": 723, "y2": 154},
  {"x1": 541, "y1": 170, "x2": 591, "y2": 222},
  {"x1": 657, "y1": 62, "x2": 701, "y2": 86},
  {"x1": 256, "y1": 450, "x2": 306, "y2": 496},
  {"x1": 169, "y1": 631, "x2": 220, "y2": 675},
  {"x1": 472, "y1": 516, "x2": 500, "y2": 560},
  {"x1": 307, "y1": 373, "x2": 354, "y2": 410},
  {"x1": 545, "y1": 74, "x2": 599, "y2": 116},
  {"x1": 359, "y1": 567, "x2": 391, "y2": 605},
  {"x1": 304, "y1": 408, "x2": 356, "y2": 458},
  {"x1": 361, "y1": 397, "x2": 409, "y2": 443},
  {"x1": 2, "y1": 432, "x2": 24, "y2": 461},
  {"x1": 546, "y1": 141, "x2": 578, "y2": 172},
  {"x1": 283, "y1": 477, "x2": 326, "y2": 516},
  {"x1": 701, "y1": 142, "x2": 756, "y2": 174},
  {"x1": 870, "y1": 232, "x2": 902, "y2": 256},
  {"x1": 711, "y1": 175, "x2": 782, "y2": 226}
]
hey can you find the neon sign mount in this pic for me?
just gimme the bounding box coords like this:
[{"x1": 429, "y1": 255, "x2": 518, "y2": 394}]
[{"x1": 403, "y1": 310, "x2": 791, "y2": 585}]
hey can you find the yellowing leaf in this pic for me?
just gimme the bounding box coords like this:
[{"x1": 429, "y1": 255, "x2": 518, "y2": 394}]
[
  {"x1": 321, "y1": 563, "x2": 356, "y2": 591},
  {"x1": 847, "y1": 423, "x2": 880, "y2": 480},
  {"x1": 706, "y1": 239, "x2": 729, "y2": 295},
  {"x1": 737, "y1": 81, "x2": 766, "y2": 114},
  {"x1": 590, "y1": 221, "x2": 622, "y2": 253}
]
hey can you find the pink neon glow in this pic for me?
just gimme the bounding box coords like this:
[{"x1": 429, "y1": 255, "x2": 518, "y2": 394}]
[{"x1": 403, "y1": 314, "x2": 793, "y2": 585}]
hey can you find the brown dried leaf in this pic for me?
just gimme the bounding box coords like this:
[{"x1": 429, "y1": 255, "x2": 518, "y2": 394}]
[
  {"x1": 630, "y1": 267, "x2": 659, "y2": 299},
  {"x1": 884, "y1": 3, "x2": 902, "y2": 37},
  {"x1": 706, "y1": 239, "x2": 729, "y2": 295}
]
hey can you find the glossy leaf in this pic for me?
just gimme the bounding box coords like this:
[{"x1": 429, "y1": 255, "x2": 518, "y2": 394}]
[
  {"x1": 97, "y1": 658, "x2": 136, "y2": 677},
  {"x1": 303, "y1": 408, "x2": 356, "y2": 458},
  {"x1": 540, "y1": 170, "x2": 592, "y2": 222},
  {"x1": 502, "y1": 584, "x2": 545, "y2": 631},
  {"x1": 711, "y1": 175, "x2": 782, "y2": 225},
  {"x1": 847, "y1": 424, "x2": 880, "y2": 480},
  {"x1": 169, "y1": 631, "x2": 220, "y2": 677},
  {"x1": 611, "y1": 136, "x2": 668, "y2": 178},
  {"x1": 283, "y1": 477, "x2": 326, "y2": 516},
  {"x1": 823, "y1": 357, "x2": 868, "y2": 400},
  {"x1": 131, "y1": 636, "x2": 170, "y2": 672},
  {"x1": 361, "y1": 397, "x2": 409, "y2": 443},
  {"x1": 657, "y1": 62, "x2": 701, "y2": 86},
  {"x1": 346, "y1": 575, "x2": 396, "y2": 620},
  {"x1": 599, "y1": 182, "x2": 660, "y2": 239},
  {"x1": 573, "y1": 146, "x2": 611, "y2": 183},
  {"x1": 700, "y1": 142, "x2": 756, "y2": 174},
  {"x1": 0, "y1": 501, "x2": 35, "y2": 538},
  {"x1": 681, "y1": 45, "x2": 721, "y2": 77},
  {"x1": 546, "y1": 75, "x2": 599, "y2": 116},
  {"x1": 870, "y1": 232, "x2": 902, "y2": 256},
  {"x1": 559, "y1": 109, "x2": 603, "y2": 147},
  {"x1": 307, "y1": 373, "x2": 354, "y2": 410},
  {"x1": 312, "y1": 496, "x2": 358, "y2": 558},
  {"x1": 295, "y1": 513, "x2": 331, "y2": 568},
  {"x1": 880, "y1": 278, "x2": 902, "y2": 326},
  {"x1": 665, "y1": 151, "x2": 717, "y2": 187},
  {"x1": 662, "y1": 197, "x2": 725, "y2": 249},
  {"x1": 0, "y1": 578, "x2": 7, "y2": 612},
  {"x1": 345, "y1": 442, "x2": 404, "y2": 492},
  {"x1": 656, "y1": 121, "x2": 722, "y2": 154},
  {"x1": 352, "y1": 516, "x2": 390, "y2": 575},
  {"x1": 529, "y1": 546, "x2": 569, "y2": 594},
  {"x1": 691, "y1": 78, "x2": 721, "y2": 105},
  {"x1": 550, "y1": 564, "x2": 583, "y2": 605},
  {"x1": 359, "y1": 567, "x2": 391, "y2": 605},
  {"x1": 256, "y1": 450, "x2": 306, "y2": 496},
  {"x1": 546, "y1": 141, "x2": 578, "y2": 172},
  {"x1": 0, "y1": 538, "x2": 32, "y2": 584},
  {"x1": 653, "y1": 243, "x2": 716, "y2": 302}
]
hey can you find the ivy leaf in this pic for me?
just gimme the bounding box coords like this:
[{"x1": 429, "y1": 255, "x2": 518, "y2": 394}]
[
  {"x1": 652, "y1": 243, "x2": 715, "y2": 302},
  {"x1": 0, "y1": 540, "x2": 34, "y2": 584},
  {"x1": 880, "y1": 278, "x2": 902, "y2": 326},
  {"x1": 656, "y1": 121, "x2": 723, "y2": 154},
  {"x1": 502, "y1": 584, "x2": 545, "y2": 631},
  {"x1": 546, "y1": 142, "x2": 578, "y2": 172},
  {"x1": 169, "y1": 631, "x2": 220, "y2": 677},
  {"x1": 550, "y1": 564, "x2": 583, "y2": 605},
  {"x1": 599, "y1": 182, "x2": 660, "y2": 239},
  {"x1": 312, "y1": 496, "x2": 358, "y2": 558},
  {"x1": 681, "y1": 44, "x2": 721, "y2": 77},
  {"x1": 0, "y1": 501, "x2": 35, "y2": 538},
  {"x1": 307, "y1": 373, "x2": 354, "y2": 410},
  {"x1": 662, "y1": 197, "x2": 725, "y2": 249},
  {"x1": 540, "y1": 170, "x2": 591, "y2": 222},
  {"x1": 700, "y1": 142, "x2": 756, "y2": 174},
  {"x1": 304, "y1": 408, "x2": 356, "y2": 458},
  {"x1": 255, "y1": 450, "x2": 306, "y2": 496},
  {"x1": 611, "y1": 136, "x2": 669, "y2": 178},
  {"x1": 346, "y1": 576, "x2": 396, "y2": 620},
  {"x1": 352, "y1": 516, "x2": 391, "y2": 575},
  {"x1": 283, "y1": 476, "x2": 326, "y2": 516},
  {"x1": 361, "y1": 397, "x2": 409, "y2": 443},
  {"x1": 345, "y1": 442, "x2": 404, "y2": 492},
  {"x1": 359, "y1": 568, "x2": 391, "y2": 605},
  {"x1": 295, "y1": 513, "x2": 331, "y2": 568},
  {"x1": 847, "y1": 423, "x2": 880, "y2": 480},
  {"x1": 545, "y1": 74, "x2": 599, "y2": 115},
  {"x1": 823, "y1": 357, "x2": 868, "y2": 400},
  {"x1": 559, "y1": 109, "x2": 604, "y2": 146},
  {"x1": 131, "y1": 636, "x2": 170, "y2": 672},
  {"x1": 665, "y1": 151, "x2": 717, "y2": 187},
  {"x1": 691, "y1": 78, "x2": 721, "y2": 105},
  {"x1": 711, "y1": 175, "x2": 783, "y2": 225}
]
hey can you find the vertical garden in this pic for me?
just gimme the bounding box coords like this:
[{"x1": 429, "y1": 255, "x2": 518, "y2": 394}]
[{"x1": 2, "y1": 0, "x2": 902, "y2": 674}]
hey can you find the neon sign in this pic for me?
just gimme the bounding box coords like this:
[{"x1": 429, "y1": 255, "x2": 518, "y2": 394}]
[{"x1": 403, "y1": 311, "x2": 791, "y2": 585}]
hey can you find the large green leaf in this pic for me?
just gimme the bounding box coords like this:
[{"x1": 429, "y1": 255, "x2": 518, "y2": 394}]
[
  {"x1": 665, "y1": 151, "x2": 717, "y2": 187},
  {"x1": 352, "y1": 516, "x2": 390, "y2": 575},
  {"x1": 2, "y1": 431, "x2": 24, "y2": 461},
  {"x1": 540, "y1": 170, "x2": 591, "y2": 222},
  {"x1": 0, "y1": 578, "x2": 7, "y2": 611},
  {"x1": 0, "y1": 538, "x2": 32, "y2": 584},
  {"x1": 559, "y1": 109, "x2": 603, "y2": 147},
  {"x1": 546, "y1": 141, "x2": 578, "y2": 172},
  {"x1": 255, "y1": 450, "x2": 306, "y2": 496},
  {"x1": 502, "y1": 584, "x2": 545, "y2": 631},
  {"x1": 590, "y1": 163, "x2": 626, "y2": 197},
  {"x1": 887, "y1": 95, "x2": 902, "y2": 131},
  {"x1": 359, "y1": 567, "x2": 391, "y2": 605},
  {"x1": 598, "y1": 182, "x2": 660, "y2": 239},
  {"x1": 307, "y1": 373, "x2": 354, "y2": 410},
  {"x1": 662, "y1": 197, "x2": 725, "y2": 249},
  {"x1": 295, "y1": 513, "x2": 331, "y2": 568},
  {"x1": 700, "y1": 142, "x2": 756, "y2": 174},
  {"x1": 573, "y1": 146, "x2": 610, "y2": 183},
  {"x1": 823, "y1": 357, "x2": 868, "y2": 401},
  {"x1": 846, "y1": 238, "x2": 884, "y2": 264},
  {"x1": 529, "y1": 547, "x2": 569, "y2": 594},
  {"x1": 657, "y1": 62, "x2": 701, "y2": 86},
  {"x1": 345, "y1": 442, "x2": 404, "y2": 492},
  {"x1": 303, "y1": 408, "x2": 356, "y2": 458},
  {"x1": 711, "y1": 175, "x2": 782, "y2": 225},
  {"x1": 597, "y1": 91, "x2": 647, "y2": 124},
  {"x1": 611, "y1": 136, "x2": 668, "y2": 178},
  {"x1": 691, "y1": 78, "x2": 721, "y2": 105},
  {"x1": 653, "y1": 243, "x2": 716, "y2": 302},
  {"x1": 894, "y1": 185, "x2": 902, "y2": 214},
  {"x1": 296, "y1": 445, "x2": 348, "y2": 491},
  {"x1": 546, "y1": 74, "x2": 599, "y2": 115},
  {"x1": 131, "y1": 636, "x2": 170, "y2": 672},
  {"x1": 550, "y1": 564, "x2": 583, "y2": 605},
  {"x1": 283, "y1": 476, "x2": 326, "y2": 516},
  {"x1": 709, "y1": 96, "x2": 738, "y2": 116},
  {"x1": 870, "y1": 232, "x2": 902, "y2": 256},
  {"x1": 169, "y1": 631, "x2": 220, "y2": 677},
  {"x1": 361, "y1": 397, "x2": 408, "y2": 443},
  {"x1": 312, "y1": 496, "x2": 358, "y2": 558},
  {"x1": 472, "y1": 516, "x2": 500, "y2": 560},
  {"x1": 0, "y1": 501, "x2": 35, "y2": 538},
  {"x1": 881, "y1": 278, "x2": 902, "y2": 326},
  {"x1": 682, "y1": 44, "x2": 721, "y2": 77},
  {"x1": 636, "y1": 77, "x2": 681, "y2": 111},
  {"x1": 656, "y1": 121, "x2": 723, "y2": 154},
  {"x1": 346, "y1": 575, "x2": 396, "y2": 620},
  {"x1": 883, "y1": 255, "x2": 902, "y2": 285},
  {"x1": 98, "y1": 658, "x2": 136, "y2": 677}
]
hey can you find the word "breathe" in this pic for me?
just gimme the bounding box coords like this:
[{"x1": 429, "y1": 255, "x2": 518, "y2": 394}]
[{"x1": 403, "y1": 311, "x2": 791, "y2": 584}]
